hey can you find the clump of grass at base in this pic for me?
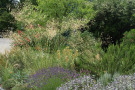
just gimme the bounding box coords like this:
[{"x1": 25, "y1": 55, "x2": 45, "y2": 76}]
[{"x1": 4, "y1": 47, "x2": 58, "y2": 72}]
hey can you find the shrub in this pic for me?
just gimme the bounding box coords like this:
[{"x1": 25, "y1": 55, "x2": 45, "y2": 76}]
[
  {"x1": 105, "y1": 73, "x2": 135, "y2": 90},
  {"x1": 27, "y1": 66, "x2": 82, "y2": 90},
  {"x1": 87, "y1": 0, "x2": 135, "y2": 48},
  {"x1": 57, "y1": 72, "x2": 135, "y2": 90},
  {"x1": 122, "y1": 29, "x2": 135, "y2": 46},
  {"x1": 68, "y1": 31, "x2": 104, "y2": 76},
  {"x1": 13, "y1": 4, "x2": 47, "y2": 26},
  {"x1": 57, "y1": 75, "x2": 103, "y2": 90},
  {"x1": 13, "y1": 28, "x2": 66, "y2": 53},
  {"x1": 100, "y1": 42, "x2": 135, "y2": 75}
]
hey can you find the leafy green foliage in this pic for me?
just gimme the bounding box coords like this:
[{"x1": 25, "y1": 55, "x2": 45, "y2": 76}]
[
  {"x1": 87, "y1": 0, "x2": 135, "y2": 47},
  {"x1": 37, "y1": 0, "x2": 94, "y2": 21}
]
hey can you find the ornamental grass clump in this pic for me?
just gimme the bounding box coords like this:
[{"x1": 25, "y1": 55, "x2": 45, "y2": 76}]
[
  {"x1": 27, "y1": 66, "x2": 81, "y2": 90},
  {"x1": 56, "y1": 46, "x2": 78, "y2": 69}
]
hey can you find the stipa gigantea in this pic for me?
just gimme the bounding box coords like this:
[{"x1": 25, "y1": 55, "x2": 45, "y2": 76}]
[{"x1": 57, "y1": 50, "x2": 60, "y2": 60}]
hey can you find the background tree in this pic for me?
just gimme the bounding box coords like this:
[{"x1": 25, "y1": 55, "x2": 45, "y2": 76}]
[
  {"x1": 0, "y1": 0, "x2": 16, "y2": 32},
  {"x1": 86, "y1": 0, "x2": 135, "y2": 49}
]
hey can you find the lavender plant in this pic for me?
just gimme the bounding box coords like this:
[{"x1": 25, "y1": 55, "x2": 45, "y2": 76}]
[{"x1": 27, "y1": 66, "x2": 81, "y2": 90}]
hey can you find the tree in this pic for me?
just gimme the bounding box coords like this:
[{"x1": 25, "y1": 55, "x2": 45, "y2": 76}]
[
  {"x1": 0, "y1": 0, "x2": 16, "y2": 32},
  {"x1": 87, "y1": 0, "x2": 135, "y2": 49}
]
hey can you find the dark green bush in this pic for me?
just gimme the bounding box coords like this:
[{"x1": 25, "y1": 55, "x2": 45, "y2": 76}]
[
  {"x1": 99, "y1": 42, "x2": 135, "y2": 76},
  {"x1": 0, "y1": 8, "x2": 16, "y2": 32},
  {"x1": 87, "y1": 0, "x2": 135, "y2": 48}
]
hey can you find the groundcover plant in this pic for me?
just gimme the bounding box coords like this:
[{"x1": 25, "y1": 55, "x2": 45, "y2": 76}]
[{"x1": 57, "y1": 73, "x2": 135, "y2": 90}]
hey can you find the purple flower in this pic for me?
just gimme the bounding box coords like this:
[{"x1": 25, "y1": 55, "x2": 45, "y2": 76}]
[{"x1": 27, "y1": 66, "x2": 81, "y2": 89}]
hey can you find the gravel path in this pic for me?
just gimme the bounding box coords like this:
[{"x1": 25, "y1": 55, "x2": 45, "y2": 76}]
[
  {"x1": 0, "y1": 87, "x2": 4, "y2": 90},
  {"x1": 0, "y1": 38, "x2": 13, "y2": 90},
  {"x1": 0, "y1": 38, "x2": 13, "y2": 54}
]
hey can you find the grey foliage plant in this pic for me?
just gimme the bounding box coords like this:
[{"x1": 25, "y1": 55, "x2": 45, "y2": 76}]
[
  {"x1": 105, "y1": 73, "x2": 135, "y2": 90},
  {"x1": 57, "y1": 75, "x2": 103, "y2": 90},
  {"x1": 57, "y1": 73, "x2": 135, "y2": 90}
]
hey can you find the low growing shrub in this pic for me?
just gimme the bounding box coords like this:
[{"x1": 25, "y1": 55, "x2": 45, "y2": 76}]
[
  {"x1": 57, "y1": 72, "x2": 135, "y2": 90},
  {"x1": 57, "y1": 75, "x2": 103, "y2": 90},
  {"x1": 100, "y1": 42, "x2": 135, "y2": 75},
  {"x1": 27, "y1": 66, "x2": 83, "y2": 90},
  {"x1": 105, "y1": 73, "x2": 135, "y2": 90}
]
